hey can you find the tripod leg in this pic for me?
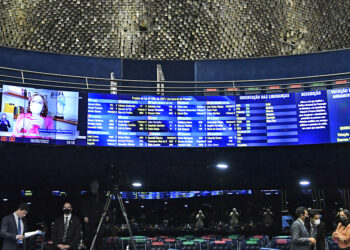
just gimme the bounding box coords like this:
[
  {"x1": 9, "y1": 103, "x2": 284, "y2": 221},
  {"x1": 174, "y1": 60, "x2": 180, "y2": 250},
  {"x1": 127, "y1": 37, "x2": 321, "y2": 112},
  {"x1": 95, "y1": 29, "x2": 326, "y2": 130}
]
[
  {"x1": 116, "y1": 192, "x2": 137, "y2": 250},
  {"x1": 89, "y1": 195, "x2": 112, "y2": 250}
]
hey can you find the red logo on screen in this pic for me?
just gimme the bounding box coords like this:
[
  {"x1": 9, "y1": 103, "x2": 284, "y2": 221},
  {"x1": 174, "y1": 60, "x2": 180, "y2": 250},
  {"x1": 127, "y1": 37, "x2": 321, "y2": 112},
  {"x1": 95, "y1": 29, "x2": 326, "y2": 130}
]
[
  {"x1": 9, "y1": 137, "x2": 15, "y2": 142},
  {"x1": 1, "y1": 137, "x2": 7, "y2": 142}
]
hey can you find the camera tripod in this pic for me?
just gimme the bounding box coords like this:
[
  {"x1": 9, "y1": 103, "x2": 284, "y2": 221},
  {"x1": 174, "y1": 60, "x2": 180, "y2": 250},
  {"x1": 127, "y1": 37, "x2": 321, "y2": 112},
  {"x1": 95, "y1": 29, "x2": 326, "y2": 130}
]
[{"x1": 90, "y1": 184, "x2": 136, "y2": 250}]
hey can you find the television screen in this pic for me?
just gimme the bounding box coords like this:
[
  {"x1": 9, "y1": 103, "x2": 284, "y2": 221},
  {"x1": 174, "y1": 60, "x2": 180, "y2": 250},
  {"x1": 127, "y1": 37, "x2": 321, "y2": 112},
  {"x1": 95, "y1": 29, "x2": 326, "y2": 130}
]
[
  {"x1": 0, "y1": 85, "x2": 84, "y2": 145},
  {"x1": 282, "y1": 215, "x2": 294, "y2": 233}
]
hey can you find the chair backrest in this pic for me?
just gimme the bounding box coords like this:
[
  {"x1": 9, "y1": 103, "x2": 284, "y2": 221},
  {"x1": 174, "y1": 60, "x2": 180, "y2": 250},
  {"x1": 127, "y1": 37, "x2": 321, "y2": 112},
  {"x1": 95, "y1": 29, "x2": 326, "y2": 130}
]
[
  {"x1": 214, "y1": 240, "x2": 226, "y2": 244},
  {"x1": 152, "y1": 241, "x2": 164, "y2": 246},
  {"x1": 164, "y1": 238, "x2": 175, "y2": 243},
  {"x1": 276, "y1": 239, "x2": 288, "y2": 244}
]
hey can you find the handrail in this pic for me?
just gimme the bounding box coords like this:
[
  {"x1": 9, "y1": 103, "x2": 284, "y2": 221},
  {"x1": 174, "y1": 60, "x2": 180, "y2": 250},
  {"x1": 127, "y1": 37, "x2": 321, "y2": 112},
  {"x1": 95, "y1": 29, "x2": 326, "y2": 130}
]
[
  {"x1": 0, "y1": 66, "x2": 349, "y2": 94},
  {"x1": 0, "y1": 78, "x2": 349, "y2": 94},
  {"x1": 1, "y1": 66, "x2": 350, "y2": 84},
  {"x1": 17, "y1": 75, "x2": 350, "y2": 89}
]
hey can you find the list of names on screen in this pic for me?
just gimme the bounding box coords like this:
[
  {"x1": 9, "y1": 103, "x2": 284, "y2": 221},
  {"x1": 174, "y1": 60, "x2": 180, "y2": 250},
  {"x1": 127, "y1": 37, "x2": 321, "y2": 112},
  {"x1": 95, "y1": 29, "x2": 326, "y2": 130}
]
[{"x1": 1, "y1": 84, "x2": 350, "y2": 147}]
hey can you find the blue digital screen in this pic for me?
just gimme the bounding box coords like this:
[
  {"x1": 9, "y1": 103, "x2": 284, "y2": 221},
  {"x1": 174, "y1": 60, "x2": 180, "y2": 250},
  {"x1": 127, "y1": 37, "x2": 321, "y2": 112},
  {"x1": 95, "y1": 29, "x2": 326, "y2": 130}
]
[
  {"x1": 85, "y1": 89, "x2": 350, "y2": 147},
  {"x1": 296, "y1": 90, "x2": 330, "y2": 144},
  {"x1": 3, "y1": 83, "x2": 350, "y2": 148},
  {"x1": 328, "y1": 88, "x2": 350, "y2": 143},
  {"x1": 87, "y1": 94, "x2": 236, "y2": 147},
  {"x1": 116, "y1": 190, "x2": 247, "y2": 199},
  {"x1": 236, "y1": 93, "x2": 298, "y2": 147},
  {"x1": 282, "y1": 215, "x2": 294, "y2": 232}
]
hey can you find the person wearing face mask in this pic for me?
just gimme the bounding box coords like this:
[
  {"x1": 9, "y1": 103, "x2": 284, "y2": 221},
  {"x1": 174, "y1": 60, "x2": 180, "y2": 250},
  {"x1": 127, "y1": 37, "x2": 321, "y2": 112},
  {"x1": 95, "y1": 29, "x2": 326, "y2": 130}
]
[
  {"x1": 305, "y1": 210, "x2": 326, "y2": 250},
  {"x1": 290, "y1": 207, "x2": 316, "y2": 250},
  {"x1": 14, "y1": 93, "x2": 53, "y2": 137},
  {"x1": 51, "y1": 203, "x2": 81, "y2": 250},
  {"x1": 332, "y1": 209, "x2": 350, "y2": 249}
]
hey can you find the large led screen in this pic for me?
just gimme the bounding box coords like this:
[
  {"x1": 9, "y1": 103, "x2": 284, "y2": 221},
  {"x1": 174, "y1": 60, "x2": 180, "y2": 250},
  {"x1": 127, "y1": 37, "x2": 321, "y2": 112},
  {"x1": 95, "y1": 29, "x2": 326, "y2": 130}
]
[
  {"x1": 86, "y1": 87, "x2": 350, "y2": 147},
  {"x1": 1, "y1": 84, "x2": 350, "y2": 148}
]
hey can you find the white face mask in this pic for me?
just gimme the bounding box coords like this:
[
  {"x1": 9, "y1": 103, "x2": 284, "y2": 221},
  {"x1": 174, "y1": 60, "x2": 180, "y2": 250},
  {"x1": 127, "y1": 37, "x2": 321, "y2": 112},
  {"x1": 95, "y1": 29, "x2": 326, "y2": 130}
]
[
  {"x1": 314, "y1": 219, "x2": 321, "y2": 225},
  {"x1": 30, "y1": 103, "x2": 43, "y2": 115}
]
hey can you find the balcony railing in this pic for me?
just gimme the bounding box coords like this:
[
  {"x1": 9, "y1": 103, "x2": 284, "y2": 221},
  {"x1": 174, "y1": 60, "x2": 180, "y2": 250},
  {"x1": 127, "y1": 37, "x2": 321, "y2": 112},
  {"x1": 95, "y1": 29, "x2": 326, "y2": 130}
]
[{"x1": 0, "y1": 66, "x2": 349, "y2": 95}]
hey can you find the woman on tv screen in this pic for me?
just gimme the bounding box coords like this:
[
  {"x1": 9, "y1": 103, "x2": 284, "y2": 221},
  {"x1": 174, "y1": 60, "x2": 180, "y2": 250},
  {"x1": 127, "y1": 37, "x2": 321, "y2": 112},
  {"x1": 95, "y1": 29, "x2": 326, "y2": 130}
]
[{"x1": 14, "y1": 93, "x2": 53, "y2": 136}]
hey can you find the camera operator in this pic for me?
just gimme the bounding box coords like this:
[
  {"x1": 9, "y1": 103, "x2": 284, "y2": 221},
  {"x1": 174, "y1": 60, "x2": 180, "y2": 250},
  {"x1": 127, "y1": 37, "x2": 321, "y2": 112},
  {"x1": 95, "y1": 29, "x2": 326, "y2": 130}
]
[
  {"x1": 263, "y1": 208, "x2": 274, "y2": 227},
  {"x1": 229, "y1": 208, "x2": 239, "y2": 229},
  {"x1": 195, "y1": 210, "x2": 205, "y2": 229}
]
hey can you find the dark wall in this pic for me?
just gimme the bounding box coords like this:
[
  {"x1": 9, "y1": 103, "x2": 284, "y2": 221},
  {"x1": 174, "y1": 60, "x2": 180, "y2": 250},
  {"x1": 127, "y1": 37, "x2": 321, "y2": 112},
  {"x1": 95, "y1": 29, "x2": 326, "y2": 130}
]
[
  {"x1": 0, "y1": 46, "x2": 122, "y2": 78},
  {"x1": 0, "y1": 142, "x2": 348, "y2": 191},
  {"x1": 122, "y1": 59, "x2": 195, "y2": 95},
  {"x1": 195, "y1": 49, "x2": 350, "y2": 83},
  {"x1": 123, "y1": 59, "x2": 195, "y2": 81},
  {"x1": 2, "y1": 46, "x2": 350, "y2": 84}
]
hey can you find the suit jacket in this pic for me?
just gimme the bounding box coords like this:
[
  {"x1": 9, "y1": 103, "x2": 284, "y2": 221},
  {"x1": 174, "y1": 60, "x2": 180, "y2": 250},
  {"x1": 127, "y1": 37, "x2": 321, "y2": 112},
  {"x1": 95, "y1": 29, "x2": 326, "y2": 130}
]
[
  {"x1": 81, "y1": 191, "x2": 104, "y2": 224},
  {"x1": 291, "y1": 219, "x2": 311, "y2": 250},
  {"x1": 0, "y1": 214, "x2": 28, "y2": 250},
  {"x1": 305, "y1": 221, "x2": 326, "y2": 250},
  {"x1": 51, "y1": 215, "x2": 81, "y2": 250}
]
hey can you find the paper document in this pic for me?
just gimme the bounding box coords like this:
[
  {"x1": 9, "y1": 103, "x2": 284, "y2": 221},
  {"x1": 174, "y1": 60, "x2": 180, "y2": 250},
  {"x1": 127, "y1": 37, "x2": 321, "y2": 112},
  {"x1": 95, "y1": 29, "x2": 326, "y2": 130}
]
[{"x1": 24, "y1": 230, "x2": 44, "y2": 238}]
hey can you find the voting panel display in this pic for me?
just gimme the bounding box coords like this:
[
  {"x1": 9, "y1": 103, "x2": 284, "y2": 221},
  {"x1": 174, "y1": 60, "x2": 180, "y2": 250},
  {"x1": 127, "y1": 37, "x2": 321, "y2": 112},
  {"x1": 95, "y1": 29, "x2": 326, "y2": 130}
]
[{"x1": 1, "y1": 84, "x2": 350, "y2": 148}]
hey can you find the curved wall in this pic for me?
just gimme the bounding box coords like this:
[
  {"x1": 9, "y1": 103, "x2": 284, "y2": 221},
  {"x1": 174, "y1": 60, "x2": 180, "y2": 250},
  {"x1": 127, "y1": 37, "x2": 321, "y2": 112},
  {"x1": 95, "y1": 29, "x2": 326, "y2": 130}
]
[
  {"x1": 0, "y1": 0, "x2": 349, "y2": 60},
  {"x1": 1, "y1": 47, "x2": 350, "y2": 83},
  {"x1": 0, "y1": 47, "x2": 350, "y2": 190},
  {"x1": 196, "y1": 49, "x2": 350, "y2": 83}
]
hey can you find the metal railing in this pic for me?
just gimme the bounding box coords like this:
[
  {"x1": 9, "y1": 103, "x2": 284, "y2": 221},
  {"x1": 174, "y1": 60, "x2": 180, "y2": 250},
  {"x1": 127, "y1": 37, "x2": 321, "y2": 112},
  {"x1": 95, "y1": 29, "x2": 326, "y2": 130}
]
[{"x1": 0, "y1": 66, "x2": 349, "y2": 95}]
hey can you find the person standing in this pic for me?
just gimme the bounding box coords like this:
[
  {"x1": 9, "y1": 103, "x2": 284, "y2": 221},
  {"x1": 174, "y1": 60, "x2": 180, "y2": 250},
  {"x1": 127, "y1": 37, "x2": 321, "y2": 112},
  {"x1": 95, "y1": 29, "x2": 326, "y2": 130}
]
[
  {"x1": 290, "y1": 207, "x2": 316, "y2": 250},
  {"x1": 51, "y1": 203, "x2": 81, "y2": 250},
  {"x1": 0, "y1": 203, "x2": 30, "y2": 250},
  {"x1": 332, "y1": 209, "x2": 350, "y2": 249},
  {"x1": 82, "y1": 180, "x2": 104, "y2": 249},
  {"x1": 305, "y1": 210, "x2": 326, "y2": 250},
  {"x1": 195, "y1": 210, "x2": 205, "y2": 229},
  {"x1": 229, "y1": 208, "x2": 239, "y2": 229},
  {"x1": 263, "y1": 208, "x2": 274, "y2": 227}
]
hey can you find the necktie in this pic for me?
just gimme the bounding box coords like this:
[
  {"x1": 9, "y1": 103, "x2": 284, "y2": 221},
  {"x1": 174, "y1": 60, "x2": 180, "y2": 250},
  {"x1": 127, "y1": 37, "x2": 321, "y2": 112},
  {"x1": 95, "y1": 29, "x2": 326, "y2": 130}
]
[
  {"x1": 63, "y1": 217, "x2": 69, "y2": 243},
  {"x1": 17, "y1": 217, "x2": 22, "y2": 244}
]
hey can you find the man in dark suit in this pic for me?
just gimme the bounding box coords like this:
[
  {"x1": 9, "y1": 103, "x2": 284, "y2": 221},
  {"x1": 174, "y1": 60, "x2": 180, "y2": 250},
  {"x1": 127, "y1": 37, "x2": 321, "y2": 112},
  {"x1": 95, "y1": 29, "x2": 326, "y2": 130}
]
[
  {"x1": 81, "y1": 180, "x2": 105, "y2": 249},
  {"x1": 51, "y1": 202, "x2": 81, "y2": 250},
  {"x1": 290, "y1": 207, "x2": 316, "y2": 250},
  {"x1": 0, "y1": 203, "x2": 29, "y2": 250},
  {"x1": 305, "y1": 210, "x2": 326, "y2": 250}
]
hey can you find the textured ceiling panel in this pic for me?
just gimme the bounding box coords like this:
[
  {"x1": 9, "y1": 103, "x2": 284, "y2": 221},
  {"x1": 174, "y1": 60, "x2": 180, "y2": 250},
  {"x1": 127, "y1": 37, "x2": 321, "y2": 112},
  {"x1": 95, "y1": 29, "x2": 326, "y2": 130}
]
[{"x1": 0, "y1": 0, "x2": 349, "y2": 60}]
